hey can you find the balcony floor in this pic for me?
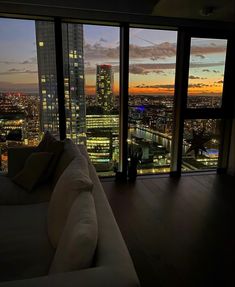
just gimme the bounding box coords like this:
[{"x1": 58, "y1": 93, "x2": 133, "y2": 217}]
[{"x1": 102, "y1": 173, "x2": 235, "y2": 287}]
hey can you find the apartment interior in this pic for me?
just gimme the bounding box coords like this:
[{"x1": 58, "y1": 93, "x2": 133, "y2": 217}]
[{"x1": 0, "y1": 0, "x2": 235, "y2": 287}]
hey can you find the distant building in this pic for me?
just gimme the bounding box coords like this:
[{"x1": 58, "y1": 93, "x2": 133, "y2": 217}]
[
  {"x1": 96, "y1": 64, "x2": 114, "y2": 113},
  {"x1": 35, "y1": 22, "x2": 86, "y2": 143},
  {"x1": 86, "y1": 108, "x2": 119, "y2": 173}
]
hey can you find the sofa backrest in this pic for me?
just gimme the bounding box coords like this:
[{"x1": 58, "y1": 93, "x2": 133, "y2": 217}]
[
  {"x1": 48, "y1": 151, "x2": 93, "y2": 248},
  {"x1": 49, "y1": 191, "x2": 98, "y2": 274}
]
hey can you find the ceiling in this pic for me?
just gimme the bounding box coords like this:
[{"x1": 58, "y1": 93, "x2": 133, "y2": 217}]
[
  {"x1": 0, "y1": 0, "x2": 235, "y2": 23},
  {"x1": 152, "y1": 0, "x2": 235, "y2": 22}
]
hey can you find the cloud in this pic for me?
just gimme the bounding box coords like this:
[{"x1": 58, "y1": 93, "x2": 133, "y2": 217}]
[
  {"x1": 189, "y1": 75, "x2": 207, "y2": 80},
  {"x1": 130, "y1": 63, "x2": 176, "y2": 70},
  {"x1": 8, "y1": 68, "x2": 21, "y2": 72},
  {"x1": 84, "y1": 43, "x2": 119, "y2": 60},
  {"x1": 195, "y1": 54, "x2": 205, "y2": 59},
  {"x1": 129, "y1": 65, "x2": 147, "y2": 75},
  {"x1": 0, "y1": 60, "x2": 16, "y2": 65},
  {"x1": 83, "y1": 40, "x2": 226, "y2": 62},
  {"x1": 130, "y1": 64, "x2": 168, "y2": 75},
  {"x1": 129, "y1": 62, "x2": 224, "y2": 73},
  {"x1": 0, "y1": 81, "x2": 38, "y2": 92},
  {"x1": 130, "y1": 42, "x2": 177, "y2": 59},
  {"x1": 135, "y1": 84, "x2": 175, "y2": 90},
  {"x1": 99, "y1": 38, "x2": 107, "y2": 43},
  {"x1": 191, "y1": 45, "x2": 226, "y2": 55},
  {"x1": 212, "y1": 70, "x2": 220, "y2": 73},
  {"x1": 0, "y1": 69, "x2": 38, "y2": 75},
  {"x1": 189, "y1": 75, "x2": 201, "y2": 79},
  {"x1": 21, "y1": 56, "x2": 37, "y2": 64},
  {"x1": 84, "y1": 61, "x2": 225, "y2": 76},
  {"x1": 215, "y1": 80, "x2": 223, "y2": 84},
  {"x1": 0, "y1": 56, "x2": 37, "y2": 65},
  {"x1": 188, "y1": 83, "x2": 209, "y2": 88}
]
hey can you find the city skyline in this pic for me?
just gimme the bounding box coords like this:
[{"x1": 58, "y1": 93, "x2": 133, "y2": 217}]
[{"x1": 0, "y1": 18, "x2": 226, "y2": 96}]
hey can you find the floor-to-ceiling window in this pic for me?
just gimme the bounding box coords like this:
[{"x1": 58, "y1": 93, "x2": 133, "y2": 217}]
[
  {"x1": 62, "y1": 22, "x2": 120, "y2": 176},
  {"x1": 182, "y1": 36, "x2": 227, "y2": 172},
  {"x1": 0, "y1": 18, "x2": 57, "y2": 172},
  {"x1": 128, "y1": 28, "x2": 177, "y2": 174}
]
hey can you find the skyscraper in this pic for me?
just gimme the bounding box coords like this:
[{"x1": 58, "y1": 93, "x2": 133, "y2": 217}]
[
  {"x1": 96, "y1": 64, "x2": 114, "y2": 114},
  {"x1": 35, "y1": 21, "x2": 58, "y2": 137},
  {"x1": 35, "y1": 22, "x2": 86, "y2": 143}
]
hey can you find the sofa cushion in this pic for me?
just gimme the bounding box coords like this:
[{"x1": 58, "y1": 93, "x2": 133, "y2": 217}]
[
  {"x1": 0, "y1": 174, "x2": 52, "y2": 205},
  {"x1": 48, "y1": 154, "x2": 93, "y2": 248},
  {"x1": 52, "y1": 139, "x2": 80, "y2": 187},
  {"x1": 37, "y1": 131, "x2": 57, "y2": 151},
  {"x1": 49, "y1": 191, "x2": 98, "y2": 274},
  {"x1": 0, "y1": 202, "x2": 54, "y2": 282},
  {"x1": 12, "y1": 152, "x2": 54, "y2": 192},
  {"x1": 37, "y1": 132, "x2": 64, "y2": 182}
]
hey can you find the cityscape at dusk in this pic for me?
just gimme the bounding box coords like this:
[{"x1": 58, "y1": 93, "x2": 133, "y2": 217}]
[
  {"x1": 0, "y1": 19, "x2": 226, "y2": 96},
  {"x1": 0, "y1": 18, "x2": 227, "y2": 174}
]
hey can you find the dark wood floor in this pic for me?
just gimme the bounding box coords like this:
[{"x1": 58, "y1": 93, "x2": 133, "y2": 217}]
[{"x1": 101, "y1": 174, "x2": 235, "y2": 287}]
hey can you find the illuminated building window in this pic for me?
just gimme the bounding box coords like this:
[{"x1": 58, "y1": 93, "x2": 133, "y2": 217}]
[{"x1": 39, "y1": 41, "x2": 44, "y2": 47}]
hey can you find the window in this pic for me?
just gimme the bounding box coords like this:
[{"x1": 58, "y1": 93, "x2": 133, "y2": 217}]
[
  {"x1": 180, "y1": 35, "x2": 228, "y2": 172},
  {"x1": 62, "y1": 23, "x2": 120, "y2": 176},
  {"x1": 128, "y1": 28, "x2": 177, "y2": 174},
  {"x1": 187, "y1": 38, "x2": 227, "y2": 109},
  {"x1": 0, "y1": 18, "x2": 57, "y2": 172}
]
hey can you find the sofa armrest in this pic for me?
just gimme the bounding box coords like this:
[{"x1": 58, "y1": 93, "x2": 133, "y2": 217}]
[
  {"x1": 8, "y1": 146, "x2": 37, "y2": 178},
  {"x1": 0, "y1": 267, "x2": 140, "y2": 287}
]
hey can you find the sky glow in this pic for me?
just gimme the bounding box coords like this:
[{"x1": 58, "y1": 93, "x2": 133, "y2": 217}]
[{"x1": 0, "y1": 18, "x2": 227, "y2": 96}]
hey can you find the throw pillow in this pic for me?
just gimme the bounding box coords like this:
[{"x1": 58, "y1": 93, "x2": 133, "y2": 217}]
[
  {"x1": 12, "y1": 152, "x2": 54, "y2": 192},
  {"x1": 47, "y1": 154, "x2": 93, "y2": 248},
  {"x1": 49, "y1": 192, "x2": 98, "y2": 273},
  {"x1": 37, "y1": 131, "x2": 64, "y2": 181},
  {"x1": 41, "y1": 141, "x2": 64, "y2": 182},
  {"x1": 37, "y1": 131, "x2": 57, "y2": 151}
]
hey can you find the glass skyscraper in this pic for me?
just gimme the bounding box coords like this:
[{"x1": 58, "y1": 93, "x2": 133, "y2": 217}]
[{"x1": 35, "y1": 22, "x2": 86, "y2": 142}]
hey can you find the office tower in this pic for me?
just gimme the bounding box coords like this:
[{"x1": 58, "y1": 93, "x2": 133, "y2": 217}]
[
  {"x1": 35, "y1": 22, "x2": 86, "y2": 143},
  {"x1": 35, "y1": 21, "x2": 59, "y2": 136},
  {"x1": 96, "y1": 64, "x2": 114, "y2": 114},
  {"x1": 62, "y1": 23, "x2": 86, "y2": 144}
]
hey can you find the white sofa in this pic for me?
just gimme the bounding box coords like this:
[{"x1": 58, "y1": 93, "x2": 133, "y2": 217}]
[{"x1": 0, "y1": 140, "x2": 140, "y2": 287}]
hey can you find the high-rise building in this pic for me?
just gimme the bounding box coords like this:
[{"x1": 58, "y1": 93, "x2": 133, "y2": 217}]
[
  {"x1": 96, "y1": 64, "x2": 114, "y2": 113},
  {"x1": 35, "y1": 22, "x2": 86, "y2": 143},
  {"x1": 62, "y1": 23, "x2": 86, "y2": 144},
  {"x1": 35, "y1": 22, "x2": 59, "y2": 137}
]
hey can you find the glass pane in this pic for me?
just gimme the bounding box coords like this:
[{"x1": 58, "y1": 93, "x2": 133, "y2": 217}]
[
  {"x1": 36, "y1": 21, "x2": 59, "y2": 137},
  {"x1": 187, "y1": 38, "x2": 227, "y2": 108},
  {"x1": 128, "y1": 28, "x2": 177, "y2": 175},
  {"x1": 0, "y1": 18, "x2": 57, "y2": 172},
  {"x1": 62, "y1": 23, "x2": 120, "y2": 176},
  {"x1": 182, "y1": 119, "x2": 220, "y2": 171}
]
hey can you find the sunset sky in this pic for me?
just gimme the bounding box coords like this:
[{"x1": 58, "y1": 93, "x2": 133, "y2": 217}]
[{"x1": 0, "y1": 18, "x2": 227, "y2": 96}]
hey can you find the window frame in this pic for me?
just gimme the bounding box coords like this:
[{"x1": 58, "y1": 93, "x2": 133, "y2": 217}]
[
  {"x1": 0, "y1": 15, "x2": 233, "y2": 177},
  {"x1": 172, "y1": 29, "x2": 234, "y2": 175}
]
